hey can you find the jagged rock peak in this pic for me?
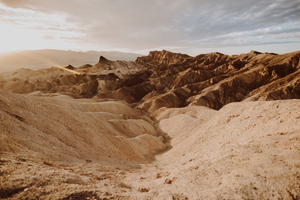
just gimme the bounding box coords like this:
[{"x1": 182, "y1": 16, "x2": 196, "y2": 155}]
[
  {"x1": 65, "y1": 64, "x2": 75, "y2": 70},
  {"x1": 195, "y1": 51, "x2": 230, "y2": 59},
  {"x1": 148, "y1": 49, "x2": 191, "y2": 60},
  {"x1": 99, "y1": 55, "x2": 109, "y2": 63},
  {"x1": 78, "y1": 64, "x2": 93, "y2": 69},
  {"x1": 206, "y1": 52, "x2": 225, "y2": 56},
  {"x1": 249, "y1": 50, "x2": 262, "y2": 55},
  {"x1": 136, "y1": 50, "x2": 191, "y2": 66}
]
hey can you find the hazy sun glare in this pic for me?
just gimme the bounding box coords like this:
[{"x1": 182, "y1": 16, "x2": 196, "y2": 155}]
[
  {"x1": 0, "y1": 2, "x2": 87, "y2": 54},
  {"x1": 0, "y1": 19, "x2": 87, "y2": 54},
  {"x1": 0, "y1": 21, "x2": 45, "y2": 53}
]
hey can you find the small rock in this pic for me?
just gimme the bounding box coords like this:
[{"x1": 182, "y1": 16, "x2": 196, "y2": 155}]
[
  {"x1": 64, "y1": 174, "x2": 85, "y2": 185},
  {"x1": 18, "y1": 158, "x2": 27, "y2": 162},
  {"x1": 30, "y1": 176, "x2": 41, "y2": 181},
  {"x1": 118, "y1": 182, "x2": 131, "y2": 189},
  {"x1": 156, "y1": 173, "x2": 162, "y2": 179},
  {"x1": 43, "y1": 161, "x2": 54, "y2": 166},
  {"x1": 164, "y1": 178, "x2": 172, "y2": 184},
  {"x1": 138, "y1": 187, "x2": 150, "y2": 192}
]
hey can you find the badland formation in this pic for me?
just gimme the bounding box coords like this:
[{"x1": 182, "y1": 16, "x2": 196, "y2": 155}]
[{"x1": 1, "y1": 49, "x2": 300, "y2": 199}]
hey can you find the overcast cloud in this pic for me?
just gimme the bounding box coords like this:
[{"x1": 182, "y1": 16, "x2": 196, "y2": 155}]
[{"x1": 0, "y1": 0, "x2": 299, "y2": 55}]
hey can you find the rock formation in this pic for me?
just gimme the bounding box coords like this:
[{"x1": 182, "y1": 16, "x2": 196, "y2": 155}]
[{"x1": 2, "y1": 50, "x2": 300, "y2": 110}]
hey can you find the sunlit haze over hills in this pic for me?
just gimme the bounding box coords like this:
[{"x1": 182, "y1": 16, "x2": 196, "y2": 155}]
[
  {"x1": 0, "y1": 49, "x2": 143, "y2": 73},
  {"x1": 0, "y1": 0, "x2": 299, "y2": 56}
]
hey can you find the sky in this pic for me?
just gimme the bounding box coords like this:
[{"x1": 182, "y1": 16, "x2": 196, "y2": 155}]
[{"x1": 0, "y1": 0, "x2": 299, "y2": 56}]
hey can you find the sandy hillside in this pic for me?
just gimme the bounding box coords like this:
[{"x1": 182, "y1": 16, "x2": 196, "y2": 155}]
[{"x1": 1, "y1": 89, "x2": 300, "y2": 199}]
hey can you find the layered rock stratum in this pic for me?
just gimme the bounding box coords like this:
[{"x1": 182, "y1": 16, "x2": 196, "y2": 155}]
[{"x1": 1, "y1": 49, "x2": 300, "y2": 199}]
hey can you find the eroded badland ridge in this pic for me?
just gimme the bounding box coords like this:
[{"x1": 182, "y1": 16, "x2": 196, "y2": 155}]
[
  {"x1": 1, "y1": 50, "x2": 300, "y2": 199},
  {"x1": 1, "y1": 49, "x2": 300, "y2": 111}
]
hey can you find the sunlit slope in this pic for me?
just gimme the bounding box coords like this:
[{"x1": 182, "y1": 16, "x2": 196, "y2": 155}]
[{"x1": 0, "y1": 90, "x2": 165, "y2": 166}]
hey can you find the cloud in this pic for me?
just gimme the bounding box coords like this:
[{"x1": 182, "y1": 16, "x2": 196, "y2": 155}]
[{"x1": 0, "y1": 0, "x2": 300, "y2": 52}]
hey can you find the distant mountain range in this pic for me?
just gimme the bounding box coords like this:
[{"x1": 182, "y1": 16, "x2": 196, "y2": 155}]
[{"x1": 0, "y1": 49, "x2": 144, "y2": 73}]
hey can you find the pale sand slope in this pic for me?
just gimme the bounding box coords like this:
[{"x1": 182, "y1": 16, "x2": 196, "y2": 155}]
[
  {"x1": 1, "y1": 90, "x2": 300, "y2": 199},
  {"x1": 118, "y1": 101, "x2": 300, "y2": 199},
  {"x1": 26, "y1": 91, "x2": 141, "y2": 117},
  {"x1": 0, "y1": 90, "x2": 165, "y2": 166},
  {"x1": 127, "y1": 101, "x2": 300, "y2": 199}
]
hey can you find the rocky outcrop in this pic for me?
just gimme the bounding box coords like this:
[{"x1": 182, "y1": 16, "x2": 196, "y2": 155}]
[
  {"x1": 136, "y1": 49, "x2": 191, "y2": 67},
  {"x1": 138, "y1": 87, "x2": 191, "y2": 113},
  {"x1": 88, "y1": 56, "x2": 145, "y2": 78}
]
